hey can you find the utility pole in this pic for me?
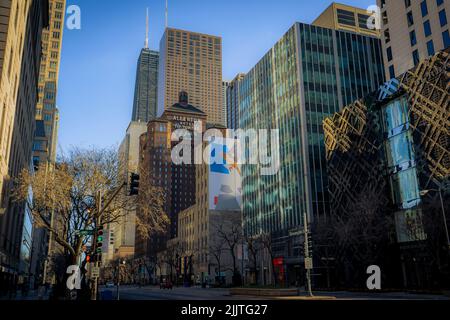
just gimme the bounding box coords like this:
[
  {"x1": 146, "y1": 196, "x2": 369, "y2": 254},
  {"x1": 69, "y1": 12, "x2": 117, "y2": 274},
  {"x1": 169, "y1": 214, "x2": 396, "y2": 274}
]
[{"x1": 303, "y1": 213, "x2": 313, "y2": 297}]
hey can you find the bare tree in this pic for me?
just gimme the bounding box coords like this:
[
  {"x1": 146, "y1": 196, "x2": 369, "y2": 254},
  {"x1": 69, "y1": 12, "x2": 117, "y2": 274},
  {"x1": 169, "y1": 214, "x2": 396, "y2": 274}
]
[
  {"x1": 178, "y1": 240, "x2": 198, "y2": 285},
  {"x1": 209, "y1": 236, "x2": 226, "y2": 286},
  {"x1": 134, "y1": 163, "x2": 170, "y2": 241},
  {"x1": 330, "y1": 188, "x2": 394, "y2": 286},
  {"x1": 245, "y1": 235, "x2": 261, "y2": 285},
  {"x1": 260, "y1": 233, "x2": 278, "y2": 286},
  {"x1": 215, "y1": 219, "x2": 243, "y2": 286},
  {"x1": 161, "y1": 239, "x2": 182, "y2": 283},
  {"x1": 13, "y1": 147, "x2": 168, "y2": 273}
]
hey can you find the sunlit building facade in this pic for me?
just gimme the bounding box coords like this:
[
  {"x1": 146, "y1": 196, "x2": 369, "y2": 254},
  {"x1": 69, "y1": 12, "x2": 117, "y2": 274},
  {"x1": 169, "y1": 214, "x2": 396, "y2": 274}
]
[
  {"x1": 157, "y1": 28, "x2": 224, "y2": 126},
  {"x1": 33, "y1": 0, "x2": 66, "y2": 166},
  {"x1": 377, "y1": 0, "x2": 450, "y2": 79},
  {"x1": 0, "y1": 0, "x2": 49, "y2": 293}
]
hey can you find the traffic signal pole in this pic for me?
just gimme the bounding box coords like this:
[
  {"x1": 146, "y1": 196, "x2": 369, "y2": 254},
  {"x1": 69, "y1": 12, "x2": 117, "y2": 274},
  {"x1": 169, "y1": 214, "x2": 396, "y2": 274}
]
[
  {"x1": 91, "y1": 181, "x2": 128, "y2": 300},
  {"x1": 304, "y1": 213, "x2": 313, "y2": 297},
  {"x1": 91, "y1": 190, "x2": 102, "y2": 301}
]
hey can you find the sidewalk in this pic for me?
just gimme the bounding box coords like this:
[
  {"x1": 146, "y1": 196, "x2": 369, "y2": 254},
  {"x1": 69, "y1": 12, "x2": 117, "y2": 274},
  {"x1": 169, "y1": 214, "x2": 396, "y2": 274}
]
[{"x1": 0, "y1": 289, "x2": 50, "y2": 301}]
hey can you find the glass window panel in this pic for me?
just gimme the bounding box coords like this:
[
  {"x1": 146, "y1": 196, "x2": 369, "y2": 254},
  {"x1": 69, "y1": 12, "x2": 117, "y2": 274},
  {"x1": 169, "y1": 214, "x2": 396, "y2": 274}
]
[
  {"x1": 391, "y1": 168, "x2": 420, "y2": 208},
  {"x1": 386, "y1": 131, "x2": 415, "y2": 167},
  {"x1": 383, "y1": 97, "x2": 409, "y2": 131}
]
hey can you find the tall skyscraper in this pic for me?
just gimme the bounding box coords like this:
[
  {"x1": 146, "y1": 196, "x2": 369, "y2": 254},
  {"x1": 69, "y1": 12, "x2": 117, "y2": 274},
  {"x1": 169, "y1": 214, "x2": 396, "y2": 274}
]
[
  {"x1": 33, "y1": 0, "x2": 66, "y2": 166},
  {"x1": 238, "y1": 9, "x2": 385, "y2": 286},
  {"x1": 132, "y1": 49, "x2": 159, "y2": 123},
  {"x1": 157, "y1": 28, "x2": 224, "y2": 126},
  {"x1": 0, "y1": 0, "x2": 49, "y2": 292},
  {"x1": 132, "y1": 10, "x2": 159, "y2": 123},
  {"x1": 377, "y1": 0, "x2": 450, "y2": 78}
]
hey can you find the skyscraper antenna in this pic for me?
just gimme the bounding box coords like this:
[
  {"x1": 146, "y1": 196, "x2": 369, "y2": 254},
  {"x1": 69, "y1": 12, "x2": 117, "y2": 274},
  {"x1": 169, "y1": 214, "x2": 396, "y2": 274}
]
[
  {"x1": 145, "y1": 8, "x2": 149, "y2": 48},
  {"x1": 165, "y1": 0, "x2": 168, "y2": 29}
]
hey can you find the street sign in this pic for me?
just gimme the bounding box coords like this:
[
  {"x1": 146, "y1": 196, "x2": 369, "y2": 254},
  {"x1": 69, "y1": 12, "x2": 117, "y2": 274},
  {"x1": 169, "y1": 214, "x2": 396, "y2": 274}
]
[
  {"x1": 305, "y1": 258, "x2": 314, "y2": 270},
  {"x1": 76, "y1": 230, "x2": 95, "y2": 236},
  {"x1": 91, "y1": 267, "x2": 100, "y2": 278}
]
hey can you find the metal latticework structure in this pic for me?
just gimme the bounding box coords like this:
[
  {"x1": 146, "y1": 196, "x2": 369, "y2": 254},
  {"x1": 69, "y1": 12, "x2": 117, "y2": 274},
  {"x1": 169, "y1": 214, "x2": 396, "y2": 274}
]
[
  {"x1": 323, "y1": 98, "x2": 388, "y2": 216},
  {"x1": 324, "y1": 48, "x2": 450, "y2": 216},
  {"x1": 398, "y1": 49, "x2": 450, "y2": 192}
]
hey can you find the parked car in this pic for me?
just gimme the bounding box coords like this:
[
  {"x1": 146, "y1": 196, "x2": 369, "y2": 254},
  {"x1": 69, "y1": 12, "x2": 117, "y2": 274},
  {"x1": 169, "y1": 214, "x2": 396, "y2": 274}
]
[
  {"x1": 160, "y1": 280, "x2": 173, "y2": 290},
  {"x1": 106, "y1": 281, "x2": 115, "y2": 288}
]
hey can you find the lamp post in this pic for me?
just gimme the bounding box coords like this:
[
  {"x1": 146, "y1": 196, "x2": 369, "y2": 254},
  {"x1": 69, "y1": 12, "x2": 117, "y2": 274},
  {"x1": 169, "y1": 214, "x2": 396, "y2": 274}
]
[{"x1": 420, "y1": 188, "x2": 449, "y2": 251}]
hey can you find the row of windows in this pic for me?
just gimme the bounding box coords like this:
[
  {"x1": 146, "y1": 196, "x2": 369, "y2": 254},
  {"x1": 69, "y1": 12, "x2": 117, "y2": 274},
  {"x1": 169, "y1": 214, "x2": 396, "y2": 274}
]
[{"x1": 386, "y1": 1, "x2": 449, "y2": 79}]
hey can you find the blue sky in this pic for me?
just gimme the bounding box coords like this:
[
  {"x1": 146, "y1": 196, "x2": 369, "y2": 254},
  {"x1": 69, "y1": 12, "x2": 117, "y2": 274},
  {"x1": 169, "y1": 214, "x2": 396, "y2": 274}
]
[{"x1": 57, "y1": 0, "x2": 375, "y2": 151}]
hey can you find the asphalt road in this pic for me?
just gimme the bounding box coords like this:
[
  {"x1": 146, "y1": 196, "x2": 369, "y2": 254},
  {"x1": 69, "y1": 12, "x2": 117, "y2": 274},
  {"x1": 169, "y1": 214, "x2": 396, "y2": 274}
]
[
  {"x1": 100, "y1": 285, "x2": 450, "y2": 301},
  {"x1": 101, "y1": 285, "x2": 254, "y2": 300}
]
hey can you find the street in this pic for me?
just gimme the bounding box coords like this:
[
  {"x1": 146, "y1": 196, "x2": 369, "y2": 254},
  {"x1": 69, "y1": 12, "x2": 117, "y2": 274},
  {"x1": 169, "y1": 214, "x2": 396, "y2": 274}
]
[
  {"x1": 100, "y1": 286, "x2": 248, "y2": 301},
  {"x1": 100, "y1": 286, "x2": 450, "y2": 301}
]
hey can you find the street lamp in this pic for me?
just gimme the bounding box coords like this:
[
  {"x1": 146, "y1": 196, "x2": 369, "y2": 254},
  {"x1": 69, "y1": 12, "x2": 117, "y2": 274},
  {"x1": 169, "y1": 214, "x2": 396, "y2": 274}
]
[{"x1": 420, "y1": 188, "x2": 449, "y2": 251}]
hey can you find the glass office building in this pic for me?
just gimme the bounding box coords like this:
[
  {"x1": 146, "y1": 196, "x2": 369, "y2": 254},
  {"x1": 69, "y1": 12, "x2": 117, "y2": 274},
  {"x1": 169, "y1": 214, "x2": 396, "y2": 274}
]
[
  {"x1": 240, "y1": 22, "x2": 384, "y2": 238},
  {"x1": 238, "y1": 22, "x2": 384, "y2": 283}
]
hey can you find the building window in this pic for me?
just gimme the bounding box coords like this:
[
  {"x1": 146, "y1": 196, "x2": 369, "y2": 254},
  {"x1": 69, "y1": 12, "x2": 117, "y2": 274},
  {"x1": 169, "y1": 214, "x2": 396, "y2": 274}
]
[
  {"x1": 410, "y1": 30, "x2": 417, "y2": 46},
  {"x1": 420, "y1": 1, "x2": 428, "y2": 17},
  {"x1": 383, "y1": 97, "x2": 409, "y2": 132},
  {"x1": 437, "y1": 0, "x2": 444, "y2": 6},
  {"x1": 337, "y1": 9, "x2": 356, "y2": 26},
  {"x1": 439, "y1": 9, "x2": 448, "y2": 27},
  {"x1": 389, "y1": 65, "x2": 396, "y2": 79},
  {"x1": 407, "y1": 11, "x2": 414, "y2": 27},
  {"x1": 404, "y1": 0, "x2": 411, "y2": 8},
  {"x1": 390, "y1": 167, "x2": 421, "y2": 209},
  {"x1": 387, "y1": 47, "x2": 393, "y2": 61},
  {"x1": 443, "y1": 30, "x2": 450, "y2": 48},
  {"x1": 381, "y1": 11, "x2": 388, "y2": 26},
  {"x1": 384, "y1": 29, "x2": 391, "y2": 43},
  {"x1": 427, "y1": 40, "x2": 435, "y2": 56},
  {"x1": 412, "y1": 50, "x2": 420, "y2": 66},
  {"x1": 424, "y1": 20, "x2": 432, "y2": 37}
]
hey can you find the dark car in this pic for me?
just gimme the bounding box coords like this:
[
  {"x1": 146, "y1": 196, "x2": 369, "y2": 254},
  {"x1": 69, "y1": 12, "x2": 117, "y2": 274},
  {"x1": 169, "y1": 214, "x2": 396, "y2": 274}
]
[{"x1": 160, "y1": 280, "x2": 173, "y2": 290}]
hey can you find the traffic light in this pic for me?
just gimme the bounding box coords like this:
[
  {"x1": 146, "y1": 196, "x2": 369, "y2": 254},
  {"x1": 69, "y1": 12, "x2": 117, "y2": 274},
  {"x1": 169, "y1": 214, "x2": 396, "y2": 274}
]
[
  {"x1": 129, "y1": 173, "x2": 140, "y2": 196},
  {"x1": 96, "y1": 226, "x2": 104, "y2": 254}
]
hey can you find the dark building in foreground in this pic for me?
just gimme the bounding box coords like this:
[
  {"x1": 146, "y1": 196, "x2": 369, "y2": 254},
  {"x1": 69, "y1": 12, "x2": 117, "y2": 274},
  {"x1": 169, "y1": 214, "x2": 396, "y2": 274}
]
[
  {"x1": 324, "y1": 49, "x2": 450, "y2": 289},
  {"x1": 132, "y1": 48, "x2": 159, "y2": 123},
  {"x1": 0, "y1": 0, "x2": 49, "y2": 294}
]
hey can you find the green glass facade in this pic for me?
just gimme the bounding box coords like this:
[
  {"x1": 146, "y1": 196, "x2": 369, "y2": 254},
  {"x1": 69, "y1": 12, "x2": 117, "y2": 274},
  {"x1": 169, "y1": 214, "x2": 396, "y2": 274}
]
[{"x1": 239, "y1": 22, "x2": 385, "y2": 244}]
